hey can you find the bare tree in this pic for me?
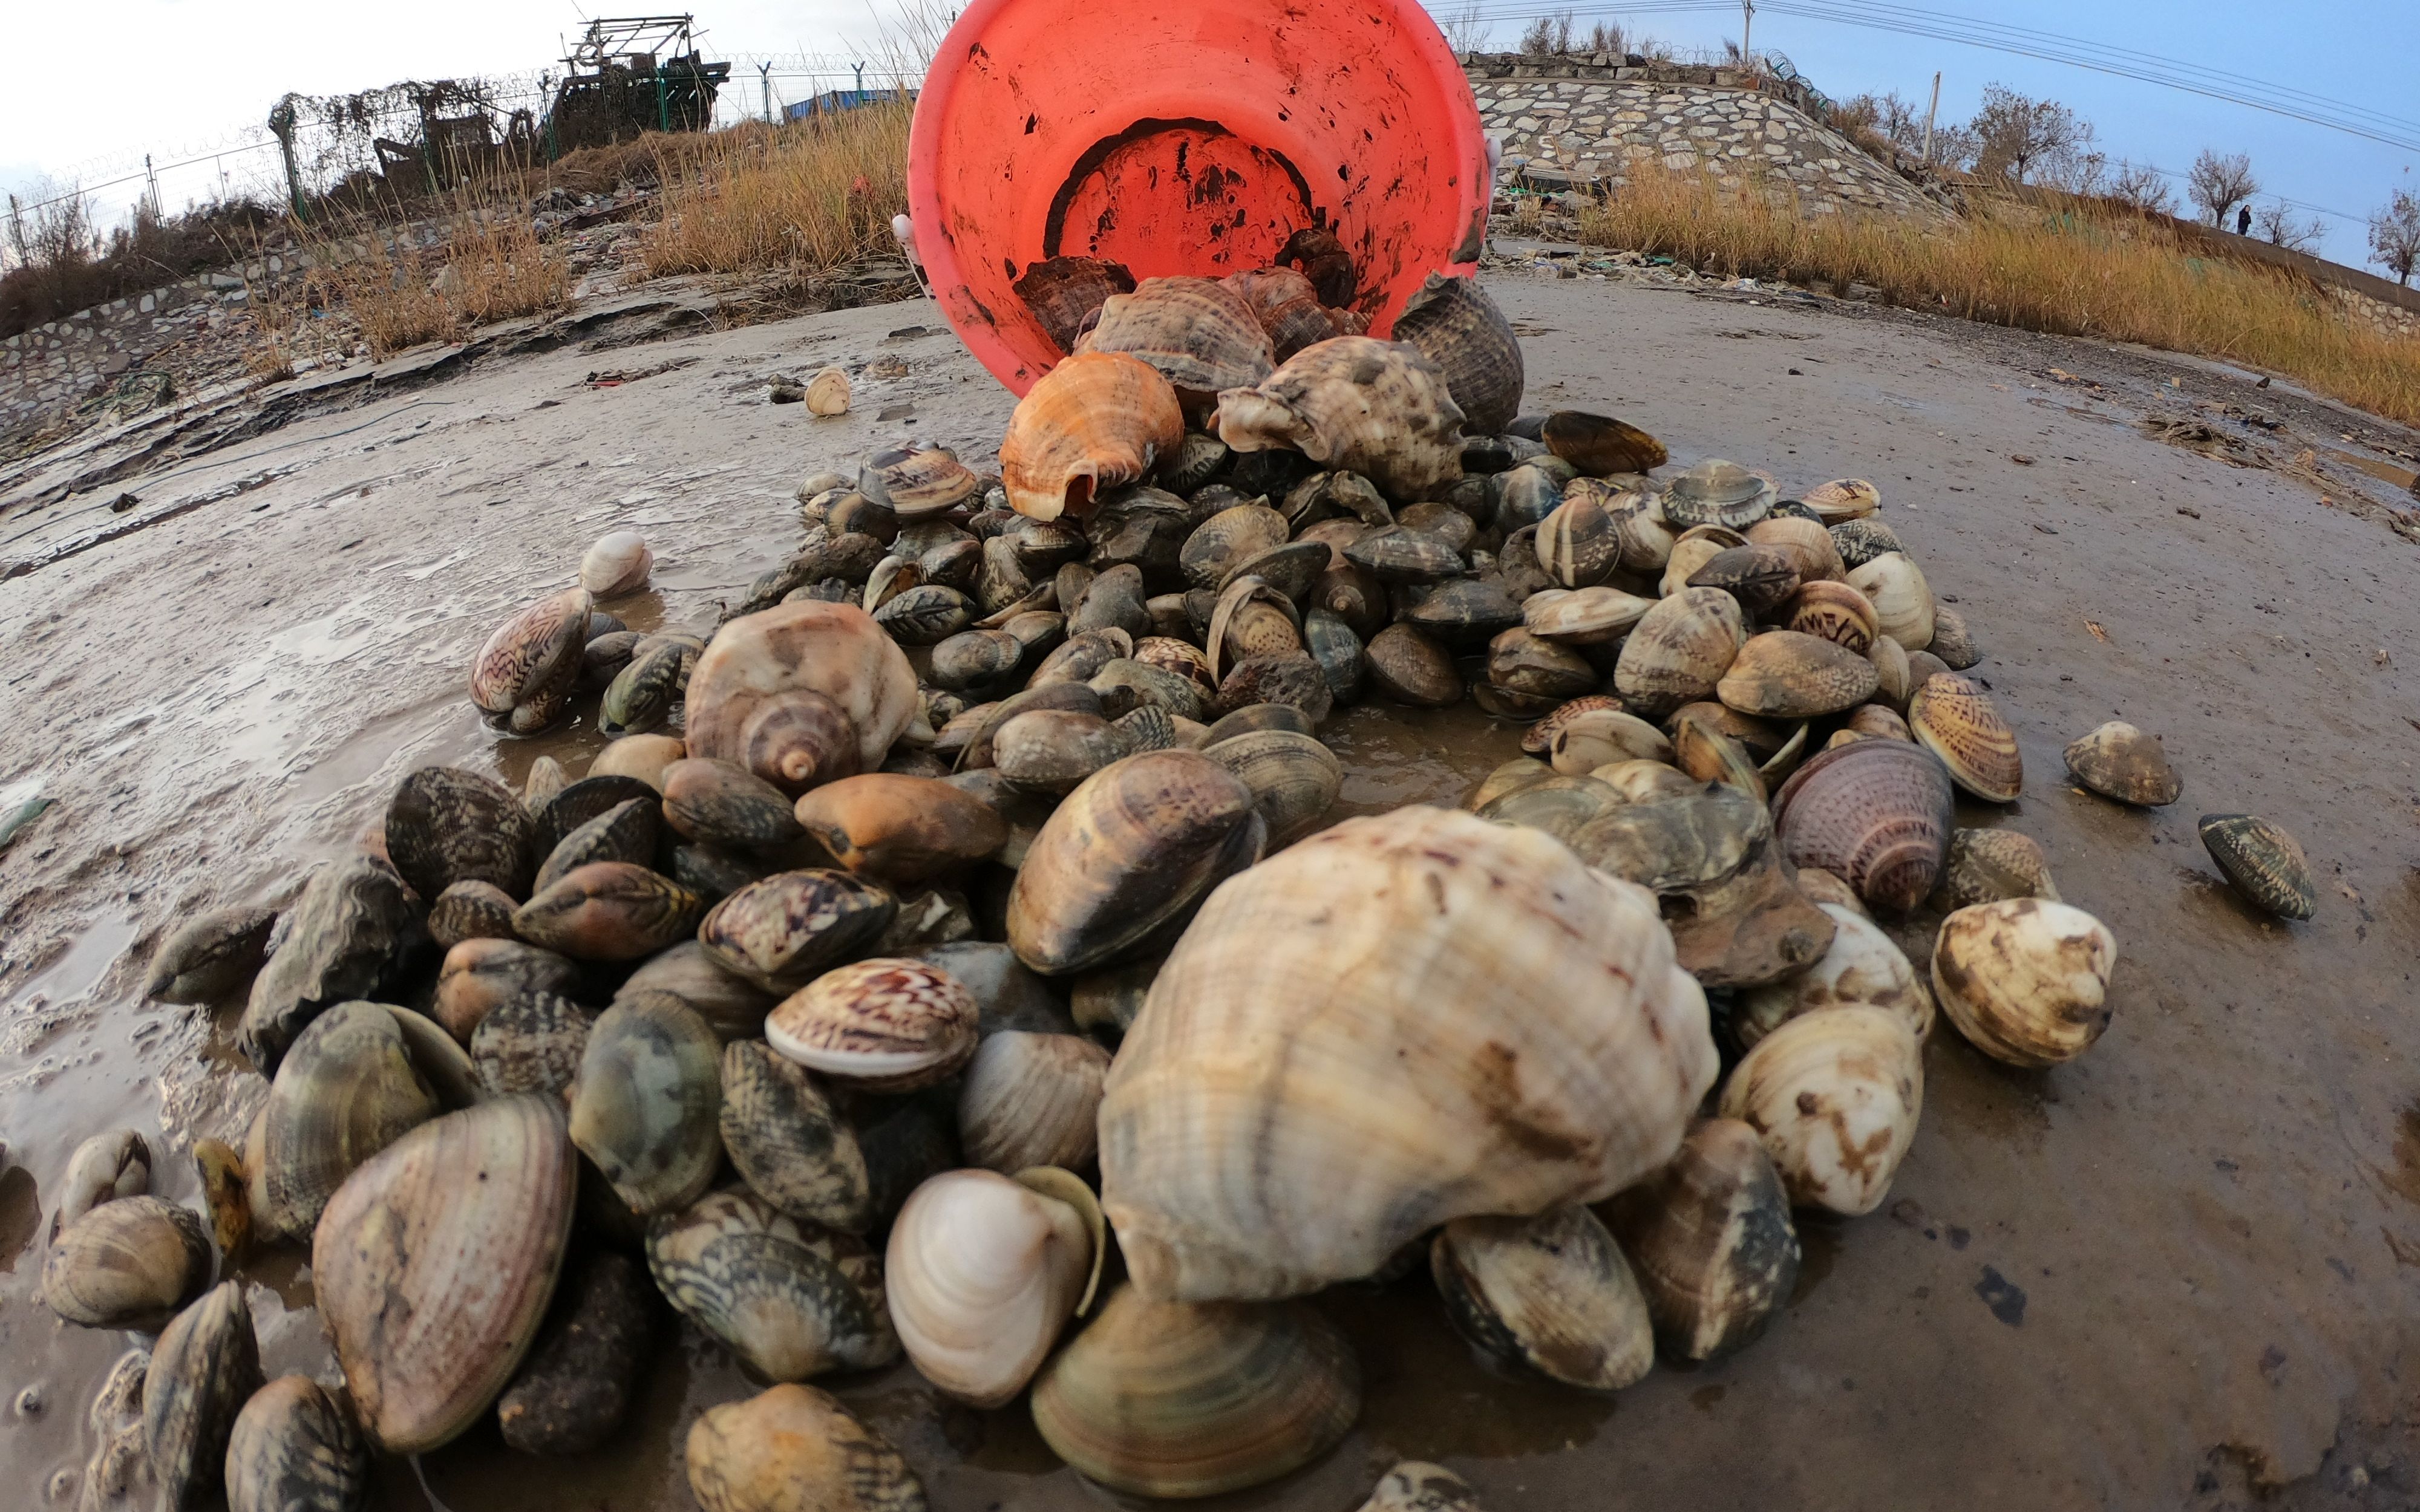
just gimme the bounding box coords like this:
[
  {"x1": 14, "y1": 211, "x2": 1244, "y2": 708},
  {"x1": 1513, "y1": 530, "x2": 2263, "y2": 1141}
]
[
  {"x1": 1966, "y1": 85, "x2": 2092, "y2": 186},
  {"x1": 1837, "y1": 90, "x2": 1926, "y2": 157},
  {"x1": 2249, "y1": 203, "x2": 2324, "y2": 254},
  {"x1": 1436, "y1": 2, "x2": 1490, "y2": 54},
  {"x1": 2187, "y1": 150, "x2": 2258, "y2": 228},
  {"x1": 2368, "y1": 186, "x2": 2420, "y2": 286},
  {"x1": 1584, "y1": 21, "x2": 1627, "y2": 57},
  {"x1": 1518, "y1": 10, "x2": 1575, "y2": 55},
  {"x1": 2107, "y1": 161, "x2": 2177, "y2": 216}
]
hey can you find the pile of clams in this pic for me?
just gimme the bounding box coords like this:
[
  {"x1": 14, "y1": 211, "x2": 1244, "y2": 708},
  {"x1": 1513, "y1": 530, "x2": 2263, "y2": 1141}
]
[{"x1": 93, "y1": 241, "x2": 2369, "y2": 1512}]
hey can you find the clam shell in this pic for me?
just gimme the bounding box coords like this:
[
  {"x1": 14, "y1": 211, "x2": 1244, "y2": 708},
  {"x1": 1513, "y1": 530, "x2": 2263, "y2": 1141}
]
[
  {"x1": 1593, "y1": 759, "x2": 1699, "y2": 804},
  {"x1": 862, "y1": 446, "x2": 979, "y2": 521},
  {"x1": 1718, "y1": 1005, "x2": 1923, "y2": 1216},
  {"x1": 1522, "y1": 695, "x2": 1624, "y2": 757},
  {"x1": 144, "y1": 906, "x2": 278, "y2": 1004},
  {"x1": 44, "y1": 1194, "x2": 209, "y2": 1329},
  {"x1": 663, "y1": 758, "x2": 806, "y2": 852},
  {"x1": 1600, "y1": 1118, "x2": 1798, "y2": 1361},
  {"x1": 1016, "y1": 254, "x2": 1136, "y2": 354},
  {"x1": 387, "y1": 766, "x2": 538, "y2": 905},
  {"x1": 1477, "y1": 775, "x2": 1625, "y2": 842},
  {"x1": 930, "y1": 629, "x2": 1025, "y2": 691},
  {"x1": 793, "y1": 775, "x2": 1007, "y2": 885},
  {"x1": 805, "y1": 367, "x2": 851, "y2": 415},
  {"x1": 683, "y1": 601, "x2": 920, "y2": 790},
  {"x1": 1202, "y1": 728, "x2": 1343, "y2": 848},
  {"x1": 1737, "y1": 902, "x2": 1934, "y2": 1049},
  {"x1": 685, "y1": 1384, "x2": 924, "y2": 1512},
  {"x1": 1214, "y1": 336, "x2": 1465, "y2": 503},
  {"x1": 698, "y1": 870, "x2": 897, "y2": 994},
  {"x1": 1430, "y1": 1206, "x2": 1653, "y2": 1391},
  {"x1": 1828, "y1": 515, "x2": 1903, "y2": 570},
  {"x1": 1541, "y1": 411, "x2": 1667, "y2": 476},
  {"x1": 1006, "y1": 750, "x2": 1265, "y2": 977},
  {"x1": 1486, "y1": 627, "x2": 1597, "y2": 703},
  {"x1": 1670, "y1": 709, "x2": 1767, "y2": 801},
  {"x1": 1802, "y1": 478, "x2": 1880, "y2": 522},
  {"x1": 1716, "y1": 630, "x2": 1881, "y2": 719},
  {"x1": 1930, "y1": 827, "x2": 2060, "y2": 911},
  {"x1": 1548, "y1": 708, "x2": 1674, "y2": 774},
  {"x1": 1687, "y1": 544, "x2": 1800, "y2": 614},
  {"x1": 618, "y1": 941, "x2": 779, "y2": 1043},
  {"x1": 1663, "y1": 460, "x2": 1775, "y2": 529},
  {"x1": 1866, "y1": 632, "x2": 1912, "y2": 710},
  {"x1": 225, "y1": 1376, "x2": 368, "y2": 1512},
  {"x1": 51, "y1": 1129, "x2": 151, "y2": 1240},
  {"x1": 1848, "y1": 705, "x2": 1912, "y2": 741},
  {"x1": 646, "y1": 1189, "x2": 897, "y2": 1381},
  {"x1": 1361, "y1": 624, "x2": 1463, "y2": 708},
  {"x1": 313, "y1": 1097, "x2": 578, "y2": 1452},
  {"x1": 957, "y1": 1032, "x2": 1111, "y2": 1173},
  {"x1": 1845, "y1": 552, "x2": 1934, "y2": 651},
  {"x1": 1928, "y1": 603, "x2": 1981, "y2": 668},
  {"x1": 589, "y1": 734, "x2": 688, "y2": 790},
  {"x1": 1568, "y1": 787, "x2": 1834, "y2": 988},
  {"x1": 145, "y1": 1280, "x2": 261, "y2": 1508},
  {"x1": 569, "y1": 996, "x2": 724, "y2": 1217},
  {"x1": 494, "y1": 1250, "x2": 658, "y2": 1456},
  {"x1": 513, "y1": 861, "x2": 702, "y2": 960},
  {"x1": 1099, "y1": 806, "x2": 1716, "y2": 1300},
  {"x1": 767, "y1": 958, "x2": 979, "y2": 1092},
  {"x1": 1491, "y1": 461, "x2": 1565, "y2": 533},
  {"x1": 721, "y1": 1041, "x2": 871, "y2": 1231},
  {"x1": 1303, "y1": 608, "x2": 1365, "y2": 703},
  {"x1": 873, "y1": 584, "x2": 976, "y2": 646},
  {"x1": 2064, "y1": 720, "x2": 2180, "y2": 806},
  {"x1": 1908, "y1": 673, "x2": 2023, "y2": 803},
  {"x1": 434, "y1": 938, "x2": 579, "y2": 1043},
  {"x1": 1028, "y1": 1284, "x2": 1361, "y2": 1498},
  {"x1": 1344, "y1": 526, "x2": 1466, "y2": 585},
  {"x1": 994, "y1": 709, "x2": 1130, "y2": 795},
  {"x1": 256, "y1": 1001, "x2": 443, "y2": 1241},
  {"x1": 471, "y1": 991, "x2": 592, "y2": 1099},
  {"x1": 1225, "y1": 266, "x2": 1341, "y2": 364},
  {"x1": 1744, "y1": 515, "x2": 1845, "y2": 583},
  {"x1": 2197, "y1": 813, "x2": 2314, "y2": 921},
  {"x1": 581, "y1": 530, "x2": 654, "y2": 596},
  {"x1": 600, "y1": 635, "x2": 698, "y2": 736},
  {"x1": 1392, "y1": 273, "x2": 1524, "y2": 435},
  {"x1": 1181, "y1": 503, "x2": 1291, "y2": 590},
  {"x1": 1613, "y1": 587, "x2": 1747, "y2": 719},
  {"x1": 238, "y1": 855, "x2": 425, "y2": 1075},
  {"x1": 429, "y1": 880, "x2": 520, "y2": 950},
  {"x1": 1359, "y1": 1463, "x2": 1482, "y2": 1512},
  {"x1": 471, "y1": 587, "x2": 592, "y2": 735},
  {"x1": 1782, "y1": 580, "x2": 1879, "y2": 654},
  {"x1": 1078, "y1": 275, "x2": 1275, "y2": 397},
  {"x1": 1002, "y1": 352, "x2": 1185, "y2": 521},
  {"x1": 886, "y1": 1168, "x2": 1100, "y2": 1407},
  {"x1": 535, "y1": 789, "x2": 659, "y2": 887},
  {"x1": 1770, "y1": 738, "x2": 1955, "y2": 913},
  {"x1": 1932, "y1": 899, "x2": 2118, "y2": 1067},
  {"x1": 1523, "y1": 584, "x2": 1655, "y2": 644}
]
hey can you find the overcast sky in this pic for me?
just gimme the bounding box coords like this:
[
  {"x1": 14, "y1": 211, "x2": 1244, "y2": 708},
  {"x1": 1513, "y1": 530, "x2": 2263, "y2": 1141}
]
[{"x1": 1, "y1": 0, "x2": 2413, "y2": 270}]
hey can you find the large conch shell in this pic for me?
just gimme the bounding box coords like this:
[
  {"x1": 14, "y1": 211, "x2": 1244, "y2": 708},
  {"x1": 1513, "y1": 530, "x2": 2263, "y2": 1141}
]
[
  {"x1": 1001, "y1": 352, "x2": 1185, "y2": 521},
  {"x1": 1076, "y1": 276, "x2": 1275, "y2": 400},
  {"x1": 883, "y1": 1167, "x2": 1103, "y2": 1408},
  {"x1": 1389, "y1": 272, "x2": 1525, "y2": 436},
  {"x1": 312, "y1": 1096, "x2": 579, "y2": 1453},
  {"x1": 1098, "y1": 805, "x2": 1718, "y2": 1302},
  {"x1": 681, "y1": 601, "x2": 920, "y2": 793},
  {"x1": 1213, "y1": 336, "x2": 1466, "y2": 503}
]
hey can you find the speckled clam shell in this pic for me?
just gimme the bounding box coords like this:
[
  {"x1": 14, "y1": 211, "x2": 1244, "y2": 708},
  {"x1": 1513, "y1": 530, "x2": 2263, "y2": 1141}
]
[
  {"x1": 1568, "y1": 787, "x2": 1834, "y2": 988},
  {"x1": 1828, "y1": 516, "x2": 1903, "y2": 570},
  {"x1": 1737, "y1": 902, "x2": 1934, "y2": 1049},
  {"x1": 686, "y1": 1384, "x2": 925, "y2": 1512},
  {"x1": 1006, "y1": 750, "x2": 1266, "y2": 977},
  {"x1": 471, "y1": 587, "x2": 592, "y2": 735},
  {"x1": 434, "y1": 937, "x2": 580, "y2": 1043},
  {"x1": 1613, "y1": 587, "x2": 1747, "y2": 719},
  {"x1": 1782, "y1": 579, "x2": 1879, "y2": 655},
  {"x1": 721, "y1": 1040, "x2": 872, "y2": 1231},
  {"x1": 1930, "y1": 827, "x2": 2060, "y2": 911},
  {"x1": 1716, "y1": 630, "x2": 1880, "y2": 720},
  {"x1": 387, "y1": 766, "x2": 537, "y2": 905},
  {"x1": 698, "y1": 870, "x2": 897, "y2": 994},
  {"x1": 646, "y1": 1189, "x2": 898, "y2": 1381},
  {"x1": 662, "y1": 758, "x2": 806, "y2": 852},
  {"x1": 862, "y1": 446, "x2": 980, "y2": 521},
  {"x1": 682, "y1": 601, "x2": 921, "y2": 791},
  {"x1": 1535, "y1": 493, "x2": 1620, "y2": 588},
  {"x1": 1201, "y1": 728, "x2": 1343, "y2": 849},
  {"x1": 1099, "y1": 806, "x2": 1716, "y2": 1301},
  {"x1": 569, "y1": 995, "x2": 724, "y2": 1217},
  {"x1": 512, "y1": 862, "x2": 703, "y2": 961},
  {"x1": 1214, "y1": 336, "x2": 1465, "y2": 504},
  {"x1": 1908, "y1": 673, "x2": 2023, "y2": 803},
  {"x1": 43, "y1": 1195, "x2": 209, "y2": 1329},
  {"x1": 1430, "y1": 1205, "x2": 1653, "y2": 1391},
  {"x1": 1520, "y1": 694, "x2": 1623, "y2": 757},
  {"x1": 471, "y1": 991, "x2": 592, "y2": 1099},
  {"x1": 1846, "y1": 552, "x2": 1934, "y2": 651},
  {"x1": 1391, "y1": 273, "x2": 1525, "y2": 436},
  {"x1": 1718, "y1": 1004, "x2": 1923, "y2": 1217},
  {"x1": 1802, "y1": 478, "x2": 1880, "y2": 523},
  {"x1": 1078, "y1": 276, "x2": 1276, "y2": 396},
  {"x1": 1771, "y1": 738, "x2": 1956, "y2": 913},
  {"x1": 1600, "y1": 1118, "x2": 1799, "y2": 1362},
  {"x1": 2064, "y1": 720, "x2": 2180, "y2": 806},
  {"x1": 238, "y1": 854, "x2": 426, "y2": 1076},
  {"x1": 1928, "y1": 604, "x2": 1981, "y2": 668},
  {"x1": 2198, "y1": 813, "x2": 2315, "y2": 921},
  {"x1": 1002, "y1": 352, "x2": 1186, "y2": 521},
  {"x1": 600, "y1": 635, "x2": 699, "y2": 736},
  {"x1": 144, "y1": 906, "x2": 278, "y2": 1004},
  {"x1": 429, "y1": 880, "x2": 520, "y2": 950},
  {"x1": 313, "y1": 1097, "x2": 578, "y2": 1453},
  {"x1": 1687, "y1": 544, "x2": 1800, "y2": 614},
  {"x1": 1744, "y1": 514, "x2": 1845, "y2": 583},
  {"x1": 767, "y1": 957, "x2": 979, "y2": 1091},
  {"x1": 144, "y1": 1280, "x2": 261, "y2": 1510},
  {"x1": 885, "y1": 1168, "x2": 1102, "y2": 1409},
  {"x1": 1028, "y1": 1284, "x2": 1362, "y2": 1499},
  {"x1": 225, "y1": 1375, "x2": 368, "y2": 1512},
  {"x1": 1180, "y1": 503, "x2": 1291, "y2": 590},
  {"x1": 1932, "y1": 899, "x2": 2118, "y2": 1067}
]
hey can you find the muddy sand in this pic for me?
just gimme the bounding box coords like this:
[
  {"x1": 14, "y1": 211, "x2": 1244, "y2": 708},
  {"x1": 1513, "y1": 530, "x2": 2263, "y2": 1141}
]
[{"x1": 2, "y1": 272, "x2": 2418, "y2": 1512}]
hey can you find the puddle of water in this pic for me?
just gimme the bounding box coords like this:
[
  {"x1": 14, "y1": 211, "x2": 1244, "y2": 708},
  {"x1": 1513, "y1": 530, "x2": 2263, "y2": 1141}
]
[
  {"x1": 2312, "y1": 442, "x2": 2419, "y2": 492},
  {"x1": 3, "y1": 913, "x2": 140, "y2": 1012}
]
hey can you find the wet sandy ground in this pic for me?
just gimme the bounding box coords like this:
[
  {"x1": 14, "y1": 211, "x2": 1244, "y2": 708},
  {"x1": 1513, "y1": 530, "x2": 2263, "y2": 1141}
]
[{"x1": 3, "y1": 274, "x2": 2419, "y2": 1511}]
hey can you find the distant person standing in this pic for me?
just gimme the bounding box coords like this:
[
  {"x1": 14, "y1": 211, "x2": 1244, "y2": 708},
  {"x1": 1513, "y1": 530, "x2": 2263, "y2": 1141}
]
[{"x1": 2237, "y1": 205, "x2": 2252, "y2": 235}]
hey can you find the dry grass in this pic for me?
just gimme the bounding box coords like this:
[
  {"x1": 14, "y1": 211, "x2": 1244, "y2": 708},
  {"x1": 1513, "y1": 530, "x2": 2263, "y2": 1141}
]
[
  {"x1": 284, "y1": 195, "x2": 571, "y2": 361},
  {"x1": 641, "y1": 105, "x2": 912, "y2": 290},
  {"x1": 1576, "y1": 161, "x2": 2420, "y2": 427}
]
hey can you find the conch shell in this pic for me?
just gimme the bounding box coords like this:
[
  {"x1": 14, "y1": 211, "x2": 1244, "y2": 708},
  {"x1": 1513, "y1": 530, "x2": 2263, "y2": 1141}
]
[
  {"x1": 1076, "y1": 276, "x2": 1275, "y2": 400},
  {"x1": 1097, "y1": 805, "x2": 1717, "y2": 1302},
  {"x1": 1213, "y1": 336, "x2": 1465, "y2": 503},
  {"x1": 1001, "y1": 352, "x2": 1185, "y2": 521},
  {"x1": 681, "y1": 601, "x2": 920, "y2": 793}
]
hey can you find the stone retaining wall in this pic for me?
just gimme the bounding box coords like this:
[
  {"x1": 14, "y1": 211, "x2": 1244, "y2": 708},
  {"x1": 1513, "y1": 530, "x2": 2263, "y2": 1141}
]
[{"x1": 1465, "y1": 54, "x2": 1956, "y2": 223}]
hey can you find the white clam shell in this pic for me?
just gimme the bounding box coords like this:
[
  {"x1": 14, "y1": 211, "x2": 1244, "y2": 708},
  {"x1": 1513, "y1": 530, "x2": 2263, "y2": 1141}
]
[
  {"x1": 1735, "y1": 902, "x2": 1934, "y2": 1050},
  {"x1": 579, "y1": 532, "x2": 654, "y2": 597},
  {"x1": 1845, "y1": 552, "x2": 1934, "y2": 652},
  {"x1": 1718, "y1": 1004, "x2": 1922, "y2": 1216},
  {"x1": 884, "y1": 1168, "x2": 1099, "y2": 1407},
  {"x1": 1931, "y1": 898, "x2": 2118, "y2": 1067}
]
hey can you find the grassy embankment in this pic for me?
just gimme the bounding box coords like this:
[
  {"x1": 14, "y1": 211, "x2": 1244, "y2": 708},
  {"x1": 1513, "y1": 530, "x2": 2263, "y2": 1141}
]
[{"x1": 1574, "y1": 161, "x2": 2420, "y2": 428}]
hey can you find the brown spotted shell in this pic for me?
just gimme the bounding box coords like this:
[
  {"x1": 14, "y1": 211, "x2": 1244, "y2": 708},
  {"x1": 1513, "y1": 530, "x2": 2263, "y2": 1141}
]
[
  {"x1": 1782, "y1": 580, "x2": 1879, "y2": 654},
  {"x1": 1908, "y1": 674, "x2": 2022, "y2": 803},
  {"x1": 1214, "y1": 337, "x2": 1465, "y2": 503},
  {"x1": 765, "y1": 958, "x2": 979, "y2": 1091},
  {"x1": 1931, "y1": 899, "x2": 2118, "y2": 1066},
  {"x1": 2062, "y1": 721, "x2": 2180, "y2": 806},
  {"x1": 1716, "y1": 631, "x2": 1881, "y2": 720}
]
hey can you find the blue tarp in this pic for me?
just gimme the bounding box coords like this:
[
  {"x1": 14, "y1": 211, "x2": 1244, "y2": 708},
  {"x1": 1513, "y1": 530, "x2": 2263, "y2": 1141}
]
[{"x1": 784, "y1": 89, "x2": 915, "y2": 120}]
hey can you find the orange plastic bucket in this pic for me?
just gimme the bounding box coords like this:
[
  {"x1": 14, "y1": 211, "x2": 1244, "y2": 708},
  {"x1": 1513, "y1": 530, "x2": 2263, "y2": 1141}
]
[{"x1": 906, "y1": 0, "x2": 1490, "y2": 395}]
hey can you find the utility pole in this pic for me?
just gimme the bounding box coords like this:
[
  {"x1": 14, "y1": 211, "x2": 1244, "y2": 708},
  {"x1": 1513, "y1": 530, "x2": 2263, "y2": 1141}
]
[
  {"x1": 759, "y1": 60, "x2": 774, "y2": 123},
  {"x1": 1921, "y1": 70, "x2": 1941, "y2": 166},
  {"x1": 143, "y1": 155, "x2": 159, "y2": 220},
  {"x1": 1739, "y1": 0, "x2": 1753, "y2": 70}
]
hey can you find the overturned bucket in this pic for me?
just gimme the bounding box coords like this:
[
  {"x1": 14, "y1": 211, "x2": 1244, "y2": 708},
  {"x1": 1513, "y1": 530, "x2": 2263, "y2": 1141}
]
[{"x1": 906, "y1": 0, "x2": 1491, "y2": 395}]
